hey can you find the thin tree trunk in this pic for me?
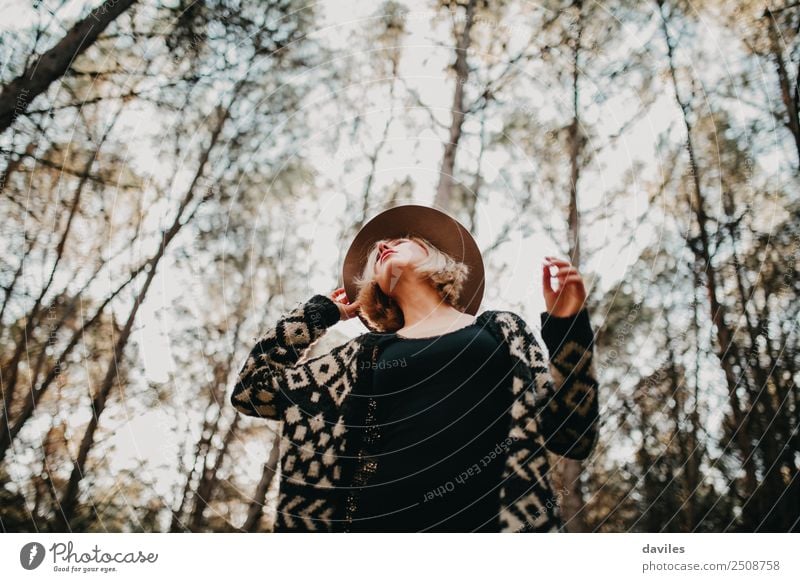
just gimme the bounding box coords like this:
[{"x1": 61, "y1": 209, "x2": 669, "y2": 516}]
[
  {"x1": 243, "y1": 431, "x2": 282, "y2": 532},
  {"x1": 466, "y1": 111, "x2": 487, "y2": 233},
  {"x1": 685, "y1": 273, "x2": 703, "y2": 531},
  {"x1": 764, "y1": 7, "x2": 800, "y2": 170},
  {"x1": 555, "y1": 0, "x2": 587, "y2": 533},
  {"x1": 566, "y1": 0, "x2": 584, "y2": 268},
  {"x1": 434, "y1": 0, "x2": 477, "y2": 210},
  {"x1": 353, "y1": 56, "x2": 401, "y2": 234},
  {"x1": 188, "y1": 410, "x2": 239, "y2": 531},
  {"x1": 169, "y1": 407, "x2": 219, "y2": 533}
]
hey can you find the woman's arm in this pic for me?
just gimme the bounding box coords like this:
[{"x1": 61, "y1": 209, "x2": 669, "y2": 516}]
[
  {"x1": 230, "y1": 293, "x2": 342, "y2": 419},
  {"x1": 535, "y1": 308, "x2": 599, "y2": 460}
]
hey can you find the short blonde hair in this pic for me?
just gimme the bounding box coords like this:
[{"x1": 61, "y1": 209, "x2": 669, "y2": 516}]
[{"x1": 352, "y1": 233, "x2": 471, "y2": 332}]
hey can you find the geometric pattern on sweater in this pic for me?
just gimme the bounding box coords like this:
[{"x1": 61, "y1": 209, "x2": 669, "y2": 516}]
[{"x1": 231, "y1": 294, "x2": 599, "y2": 533}]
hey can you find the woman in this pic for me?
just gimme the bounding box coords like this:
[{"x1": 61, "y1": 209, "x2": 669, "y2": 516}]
[{"x1": 231, "y1": 204, "x2": 598, "y2": 533}]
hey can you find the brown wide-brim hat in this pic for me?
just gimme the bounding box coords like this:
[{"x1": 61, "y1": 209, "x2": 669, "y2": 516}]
[{"x1": 341, "y1": 203, "x2": 485, "y2": 332}]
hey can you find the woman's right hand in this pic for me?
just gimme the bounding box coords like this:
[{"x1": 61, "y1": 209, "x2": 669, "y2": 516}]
[{"x1": 329, "y1": 287, "x2": 361, "y2": 321}]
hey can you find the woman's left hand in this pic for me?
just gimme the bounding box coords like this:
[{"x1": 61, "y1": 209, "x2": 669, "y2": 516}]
[{"x1": 542, "y1": 256, "x2": 588, "y2": 317}]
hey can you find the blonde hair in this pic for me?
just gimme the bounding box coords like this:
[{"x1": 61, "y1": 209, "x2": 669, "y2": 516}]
[{"x1": 352, "y1": 233, "x2": 471, "y2": 332}]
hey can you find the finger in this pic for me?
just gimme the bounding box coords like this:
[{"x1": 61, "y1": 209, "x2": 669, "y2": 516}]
[
  {"x1": 542, "y1": 263, "x2": 555, "y2": 295},
  {"x1": 556, "y1": 272, "x2": 580, "y2": 281},
  {"x1": 554, "y1": 266, "x2": 579, "y2": 277},
  {"x1": 544, "y1": 256, "x2": 573, "y2": 267}
]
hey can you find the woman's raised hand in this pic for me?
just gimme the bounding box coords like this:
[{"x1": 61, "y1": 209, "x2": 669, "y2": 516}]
[
  {"x1": 542, "y1": 256, "x2": 588, "y2": 317},
  {"x1": 329, "y1": 287, "x2": 361, "y2": 321}
]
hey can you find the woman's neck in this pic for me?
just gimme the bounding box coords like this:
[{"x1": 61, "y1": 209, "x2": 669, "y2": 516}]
[{"x1": 391, "y1": 277, "x2": 466, "y2": 330}]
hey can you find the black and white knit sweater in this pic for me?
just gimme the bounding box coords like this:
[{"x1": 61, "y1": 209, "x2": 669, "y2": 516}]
[{"x1": 231, "y1": 294, "x2": 599, "y2": 532}]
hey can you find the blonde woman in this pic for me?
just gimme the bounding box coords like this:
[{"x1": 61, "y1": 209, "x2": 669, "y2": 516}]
[{"x1": 231, "y1": 204, "x2": 598, "y2": 533}]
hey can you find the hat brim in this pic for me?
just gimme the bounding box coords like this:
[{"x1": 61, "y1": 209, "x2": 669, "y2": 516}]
[{"x1": 341, "y1": 204, "x2": 485, "y2": 332}]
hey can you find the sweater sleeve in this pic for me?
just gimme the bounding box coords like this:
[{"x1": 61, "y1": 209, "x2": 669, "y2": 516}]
[
  {"x1": 534, "y1": 308, "x2": 599, "y2": 460},
  {"x1": 230, "y1": 294, "x2": 341, "y2": 420}
]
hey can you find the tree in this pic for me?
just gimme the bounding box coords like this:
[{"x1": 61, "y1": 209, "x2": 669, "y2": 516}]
[{"x1": 0, "y1": 0, "x2": 138, "y2": 135}]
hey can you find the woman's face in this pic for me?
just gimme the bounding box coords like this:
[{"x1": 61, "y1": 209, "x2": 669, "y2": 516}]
[{"x1": 372, "y1": 237, "x2": 429, "y2": 296}]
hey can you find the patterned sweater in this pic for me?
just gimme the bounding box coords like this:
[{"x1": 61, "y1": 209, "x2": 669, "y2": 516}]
[{"x1": 231, "y1": 294, "x2": 599, "y2": 532}]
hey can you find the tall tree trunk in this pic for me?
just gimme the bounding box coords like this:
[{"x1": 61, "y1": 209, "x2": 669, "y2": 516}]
[
  {"x1": 434, "y1": 0, "x2": 477, "y2": 210},
  {"x1": 0, "y1": 0, "x2": 138, "y2": 134},
  {"x1": 684, "y1": 274, "x2": 703, "y2": 531},
  {"x1": 466, "y1": 111, "x2": 487, "y2": 233},
  {"x1": 566, "y1": 0, "x2": 584, "y2": 269},
  {"x1": 764, "y1": 7, "x2": 800, "y2": 170},
  {"x1": 349, "y1": 56, "x2": 400, "y2": 239},
  {"x1": 554, "y1": 0, "x2": 588, "y2": 533}
]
